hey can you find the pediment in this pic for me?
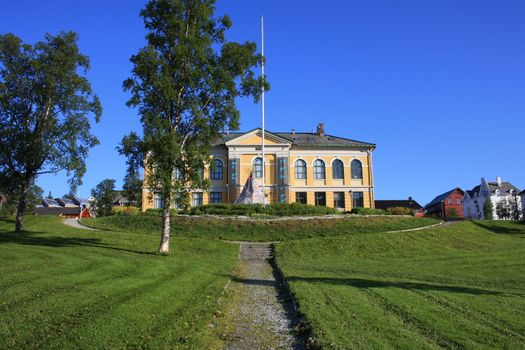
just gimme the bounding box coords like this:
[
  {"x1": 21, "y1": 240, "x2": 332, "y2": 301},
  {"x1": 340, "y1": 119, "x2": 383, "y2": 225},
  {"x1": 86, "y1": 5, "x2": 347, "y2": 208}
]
[{"x1": 225, "y1": 129, "x2": 291, "y2": 146}]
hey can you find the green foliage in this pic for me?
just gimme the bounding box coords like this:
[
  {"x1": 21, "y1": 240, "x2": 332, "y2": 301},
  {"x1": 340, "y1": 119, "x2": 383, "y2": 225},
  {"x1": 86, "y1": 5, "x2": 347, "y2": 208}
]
[
  {"x1": 122, "y1": 169, "x2": 142, "y2": 208},
  {"x1": 496, "y1": 199, "x2": 511, "y2": 220},
  {"x1": 351, "y1": 207, "x2": 387, "y2": 215},
  {"x1": 0, "y1": 215, "x2": 237, "y2": 349},
  {"x1": 119, "y1": 0, "x2": 268, "y2": 251},
  {"x1": 386, "y1": 207, "x2": 414, "y2": 216},
  {"x1": 91, "y1": 179, "x2": 116, "y2": 217},
  {"x1": 0, "y1": 181, "x2": 43, "y2": 215},
  {"x1": 275, "y1": 221, "x2": 525, "y2": 348},
  {"x1": 483, "y1": 198, "x2": 493, "y2": 220},
  {"x1": 0, "y1": 32, "x2": 101, "y2": 231},
  {"x1": 446, "y1": 207, "x2": 458, "y2": 218},
  {"x1": 84, "y1": 215, "x2": 439, "y2": 242},
  {"x1": 111, "y1": 206, "x2": 141, "y2": 216},
  {"x1": 189, "y1": 203, "x2": 339, "y2": 216}
]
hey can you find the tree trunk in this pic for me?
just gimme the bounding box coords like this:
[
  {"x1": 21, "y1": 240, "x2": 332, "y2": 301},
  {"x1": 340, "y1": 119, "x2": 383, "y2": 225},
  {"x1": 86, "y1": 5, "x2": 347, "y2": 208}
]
[
  {"x1": 158, "y1": 205, "x2": 171, "y2": 254},
  {"x1": 15, "y1": 180, "x2": 29, "y2": 232}
]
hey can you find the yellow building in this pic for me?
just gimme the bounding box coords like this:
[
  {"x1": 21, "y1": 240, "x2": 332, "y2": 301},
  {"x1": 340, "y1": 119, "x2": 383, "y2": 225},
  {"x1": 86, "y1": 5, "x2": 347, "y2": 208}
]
[{"x1": 142, "y1": 123, "x2": 376, "y2": 211}]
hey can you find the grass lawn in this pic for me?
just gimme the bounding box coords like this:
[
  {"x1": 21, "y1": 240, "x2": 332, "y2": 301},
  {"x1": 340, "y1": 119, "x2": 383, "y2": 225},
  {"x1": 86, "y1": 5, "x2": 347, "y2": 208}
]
[
  {"x1": 84, "y1": 215, "x2": 439, "y2": 241},
  {"x1": 275, "y1": 220, "x2": 525, "y2": 349},
  {"x1": 0, "y1": 216, "x2": 238, "y2": 349}
]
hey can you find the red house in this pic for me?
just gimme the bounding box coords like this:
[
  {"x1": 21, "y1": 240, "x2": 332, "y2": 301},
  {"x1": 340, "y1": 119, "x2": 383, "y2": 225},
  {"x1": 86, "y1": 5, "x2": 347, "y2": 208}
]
[{"x1": 424, "y1": 188, "x2": 464, "y2": 219}]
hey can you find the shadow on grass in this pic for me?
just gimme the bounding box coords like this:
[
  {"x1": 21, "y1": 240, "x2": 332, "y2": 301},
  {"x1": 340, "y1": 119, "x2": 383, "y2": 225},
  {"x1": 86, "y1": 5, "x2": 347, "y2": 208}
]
[
  {"x1": 0, "y1": 231, "x2": 154, "y2": 255},
  {"x1": 285, "y1": 276, "x2": 505, "y2": 296},
  {"x1": 472, "y1": 221, "x2": 525, "y2": 236}
]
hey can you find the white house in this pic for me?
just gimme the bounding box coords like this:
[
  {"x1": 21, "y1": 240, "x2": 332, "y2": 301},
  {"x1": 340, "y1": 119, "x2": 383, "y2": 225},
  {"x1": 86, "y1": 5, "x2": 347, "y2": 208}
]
[
  {"x1": 520, "y1": 190, "x2": 525, "y2": 220},
  {"x1": 463, "y1": 177, "x2": 522, "y2": 220}
]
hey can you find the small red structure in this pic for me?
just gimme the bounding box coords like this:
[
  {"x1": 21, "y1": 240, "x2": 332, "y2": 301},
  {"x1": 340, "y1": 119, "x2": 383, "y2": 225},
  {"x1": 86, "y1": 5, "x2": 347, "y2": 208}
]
[
  {"x1": 424, "y1": 188, "x2": 464, "y2": 219},
  {"x1": 80, "y1": 207, "x2": 92, "y2": 219}
]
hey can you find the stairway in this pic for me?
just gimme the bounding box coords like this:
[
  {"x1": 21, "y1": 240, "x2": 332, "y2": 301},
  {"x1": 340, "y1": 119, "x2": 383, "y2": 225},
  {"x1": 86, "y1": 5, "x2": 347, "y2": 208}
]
[{"x1": 239, "y1": 243, "x2": 274, "y2": 261}]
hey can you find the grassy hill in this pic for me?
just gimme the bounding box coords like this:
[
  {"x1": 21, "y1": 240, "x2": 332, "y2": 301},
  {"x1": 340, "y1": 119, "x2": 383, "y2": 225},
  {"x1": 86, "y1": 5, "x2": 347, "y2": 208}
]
[
  {"x1": 0, "y1": 216, "x2": 237, "y2": 349},
  {"x1": 83, "y1": 215, "x2": 439, "y2": 241},
  {"x1": 275, "y1": 220, "x2": 525, "y2": 349}
]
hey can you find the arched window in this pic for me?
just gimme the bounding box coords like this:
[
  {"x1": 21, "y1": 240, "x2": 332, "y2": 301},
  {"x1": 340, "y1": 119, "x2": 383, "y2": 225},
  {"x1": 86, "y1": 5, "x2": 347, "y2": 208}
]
[
  {"x1": 332, "y1": 159, "x2": 344, "y2": 180},
  {"x1": 253, "y1": 157, "x2": 263, "y2": 178},
  {"x1": 295, "y1": 159, "x2": 307, "y2": 179},
  {"x1": 210, "y1": 159, "x2": 223, "y2": 180},
  {"x1": 313, "y1": 159, "x2": 325, "y2": 180},
  {"x1": 351, "y1": 159, "x2": 363, "y2": 179}
]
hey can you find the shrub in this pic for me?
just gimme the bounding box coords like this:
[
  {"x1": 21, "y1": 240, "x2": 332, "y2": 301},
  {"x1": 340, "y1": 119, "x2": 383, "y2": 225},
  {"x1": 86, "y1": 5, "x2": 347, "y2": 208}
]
[
  {"x1": 112, "y1": 206, "x2": 141, "y2": 216},
  {"x1": 386, "y1": 207, "x2": 414, "y2": 216},
  {"x1": 189, "y1": 203, "x2": 339, "y2": 217},
  {"x1": 351, "y1": 207, "x2": 386, "y2": 215}
]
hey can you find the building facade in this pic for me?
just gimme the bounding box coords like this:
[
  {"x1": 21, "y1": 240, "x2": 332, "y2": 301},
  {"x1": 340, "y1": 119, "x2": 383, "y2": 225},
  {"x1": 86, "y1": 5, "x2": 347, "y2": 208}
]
[
  {"x1": 142, "y1": 124, "x2": 376, "y2": 211},
  {"x1": 424, "y1": 188, "x2": 465, "y2": 219},
  {"x1": 463, "y1": 177, "x2": 522, "y2": 220}
]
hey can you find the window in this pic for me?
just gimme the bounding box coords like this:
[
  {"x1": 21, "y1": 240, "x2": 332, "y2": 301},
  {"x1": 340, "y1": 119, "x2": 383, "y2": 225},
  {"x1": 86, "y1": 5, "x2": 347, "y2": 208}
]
[
  {"x1": 315, "y1": 192, "x2": 326, "y2": 206},
  {"x1": 295, "y1": 159, "x2": 307, "y2": 179},
  {"x1": 456, "y1": 198, "x2": 462, "y2": 205},
  {"x1": 296, "y1": 192, "x2": 307, "y2": 204},
  {"x1": 173, "y1": 193, "x2": 182, "y2": 209},
  {"x1": 313, "y1": 159, "x2": 326, "y2": 180},
  {"x1": 333, "y1": 192, "x2": 345, "y2": 208},
  {"x1": 332, "y1": 159, "x2": 344, "y2": 180},
  {"x1": 154, "y1": 194, "x2": 164, "y2": 209},
  {"x1": 351, "y1": 159, "x2": 363, "y2": 179},
  {"x1": 210, "y1": 192, "x2": 223, "y2": 204},
  {"x1": 352, "y1": 192, "x2": 364, "y2": 208},
  {"x1": 191, "y1": 192, "x2": 203, "y2": 207},
  {"x1": 210, "y1": 159, "x2": 223, "y2": 180},
  {"x1": 447, "y1": 197, "x2": 452, "y2": 205},
  {"x1": 174, "y1": 167, "x2": 182, "y2": 180},
  {"x1": 253, "y1": 157, "x2": 263, "y2": 178}
]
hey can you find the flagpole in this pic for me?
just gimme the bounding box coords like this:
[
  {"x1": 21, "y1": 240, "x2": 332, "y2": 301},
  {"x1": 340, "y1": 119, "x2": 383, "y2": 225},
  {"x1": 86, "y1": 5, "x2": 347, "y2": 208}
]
[{"x1": 261, "y1": 15, "x2": 266, "y2": 205}]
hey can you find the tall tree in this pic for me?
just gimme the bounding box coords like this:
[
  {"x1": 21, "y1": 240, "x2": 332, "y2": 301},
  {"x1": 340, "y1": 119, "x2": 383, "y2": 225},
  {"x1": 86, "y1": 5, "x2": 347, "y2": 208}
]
[
  {"x1": 483, "y1": 198, "x2": 493, "y2": 220},
  {"x1": 0, "y1": 32, "x2": 101, "y2": 231},
  {"x1": 120, "y1": 0, "x2": 267, "y2": 253},
  {"x1": 91, "y1": 179, "x2": 116, "y2": 217},
  {"x1": 123, "y1": 169, "x2": 143, "y2": 208}
]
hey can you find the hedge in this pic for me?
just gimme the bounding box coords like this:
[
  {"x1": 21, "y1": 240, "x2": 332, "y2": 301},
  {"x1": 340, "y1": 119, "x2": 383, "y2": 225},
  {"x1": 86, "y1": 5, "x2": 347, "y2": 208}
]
[
  {"x1": 350, "y1": 207, "x2": 387, "y2": 215},
  {"x1": 189, "y1": 203, "x2": 340, "y2": 217}
]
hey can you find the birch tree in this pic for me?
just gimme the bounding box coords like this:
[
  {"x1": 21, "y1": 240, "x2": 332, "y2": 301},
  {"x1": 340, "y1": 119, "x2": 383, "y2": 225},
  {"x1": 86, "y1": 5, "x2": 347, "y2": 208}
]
[
  {"x1": 120, "y1": 0, "x2": 267, "y2": 253},
  {"x1": 0, "y1": 32, "x2": 101, "y2": 231}
]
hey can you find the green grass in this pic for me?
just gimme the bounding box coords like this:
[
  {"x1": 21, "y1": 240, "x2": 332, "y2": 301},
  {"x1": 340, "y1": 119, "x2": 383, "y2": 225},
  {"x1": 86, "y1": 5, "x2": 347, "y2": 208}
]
[
  {"x1": 0, "y1": 216, "x2": 238, "y2": 349},
  {"x1": 84, "y1": 215, "x2": 439, "y2": 241},
  {"x1": 275, "y1": 220, "x2": 525, "y2": 349}
]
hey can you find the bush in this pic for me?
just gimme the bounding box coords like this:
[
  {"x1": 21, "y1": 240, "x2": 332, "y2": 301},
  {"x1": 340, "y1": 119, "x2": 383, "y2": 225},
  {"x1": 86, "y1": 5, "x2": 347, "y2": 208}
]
[
  {"x1": 112, "y1": 206, "x2": 141, "y2": 216},
  {"x1": 351, "y1": 207, "x2": 386, "y2": 215},
  {"x1": 189, "y1": 203, "x2": 339, "y2": 217},
  {"x1": 386, "y1": 207, "x2": 414, "y2": 216}
]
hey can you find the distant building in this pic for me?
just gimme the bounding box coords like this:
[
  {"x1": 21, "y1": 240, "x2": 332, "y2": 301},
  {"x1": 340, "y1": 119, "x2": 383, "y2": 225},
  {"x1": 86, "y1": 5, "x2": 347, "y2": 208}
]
[
  {"x1": 520, "y1": 190, "x2": 525, "y2": 220},
  {"x1": 35, "y1": 196, "x2": 91, "y2": 218},
  {"x1": 464, "y1": 177, "x2": 522, "y2": 220},
  {"x1": 112, "y1": 191, "x2": 130, "y2": 207},
  {"x1": 375, "y1": 197, "x2": 423, "y2": 214},
  {"x1": 425, "y1": 188, "x2": 464, "y2": 219}
]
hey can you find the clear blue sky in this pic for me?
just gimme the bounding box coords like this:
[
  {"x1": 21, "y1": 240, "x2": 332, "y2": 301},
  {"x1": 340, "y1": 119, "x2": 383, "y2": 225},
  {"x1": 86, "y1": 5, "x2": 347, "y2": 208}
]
[{"x1": 1, "y1": 0, "x2": 524, "y2": 205}]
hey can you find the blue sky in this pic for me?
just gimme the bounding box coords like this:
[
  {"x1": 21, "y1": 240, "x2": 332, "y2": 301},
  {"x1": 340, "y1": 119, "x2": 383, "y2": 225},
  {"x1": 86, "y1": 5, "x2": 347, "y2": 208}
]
[{"x1": 1, "y1": 0, "x2": 524, "y2": 205}]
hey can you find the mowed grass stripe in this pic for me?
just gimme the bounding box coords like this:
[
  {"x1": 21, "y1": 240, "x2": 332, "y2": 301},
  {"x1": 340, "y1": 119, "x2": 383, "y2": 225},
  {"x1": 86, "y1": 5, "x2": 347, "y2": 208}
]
[
  {"x1": 0, "y1": 216, "x2": 238, "y2": 349},
  {"x1": 414, "y1": 290, "x2": 525, "y2": 343},
  {"x1": 276, "y1": 221, "x2": 525, "y2": 349}
]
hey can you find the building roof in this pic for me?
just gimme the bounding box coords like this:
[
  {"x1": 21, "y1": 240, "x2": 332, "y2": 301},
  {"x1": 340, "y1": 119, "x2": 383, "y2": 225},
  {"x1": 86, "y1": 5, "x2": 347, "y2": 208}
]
[
  {"x1": 35, "y1": 206, "x2": 80, "y2": 216},
  {"x1": 425, "y1": 188, "x2": 464, "y2": 208},
  {"x1": 112, "y1": 191, "x2": 129, "y2": 205},
  {"x1": 43, "y1": 198, "x2": 61, "y2": 207},
  {"x1": 486, "y1": 181, "x2": 520, "y2": 195},
  {"x1": 375, "y1": 199, "x2": 423, "y2": 211},
  {"x1": 215, "y1": 129, "x2": 375, "y2": 148},
  {"x1": 520, "y1": 189, "x2": 525, "y2": 196}
]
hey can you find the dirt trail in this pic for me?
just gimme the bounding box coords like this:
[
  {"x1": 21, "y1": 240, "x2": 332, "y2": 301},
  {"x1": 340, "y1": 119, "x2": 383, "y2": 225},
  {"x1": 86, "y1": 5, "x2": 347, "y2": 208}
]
[{"x1": 223, "y1": 243, "x2": 305, "y2": 350}]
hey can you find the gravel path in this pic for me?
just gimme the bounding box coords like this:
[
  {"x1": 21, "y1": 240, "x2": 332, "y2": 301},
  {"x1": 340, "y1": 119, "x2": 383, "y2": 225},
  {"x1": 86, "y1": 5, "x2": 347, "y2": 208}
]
[
  {"x1": 62, "y1": 218, "x2": 96, "y2": 230},
  {"x1": 224, "y1": 243, "x2": 305, "y2": 350}
]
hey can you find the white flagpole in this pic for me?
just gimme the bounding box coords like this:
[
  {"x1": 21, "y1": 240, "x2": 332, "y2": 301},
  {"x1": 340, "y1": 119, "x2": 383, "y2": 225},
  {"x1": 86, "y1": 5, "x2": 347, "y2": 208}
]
[{"x1": 261, "y1": 16, "x2": 266, "y2": 205}]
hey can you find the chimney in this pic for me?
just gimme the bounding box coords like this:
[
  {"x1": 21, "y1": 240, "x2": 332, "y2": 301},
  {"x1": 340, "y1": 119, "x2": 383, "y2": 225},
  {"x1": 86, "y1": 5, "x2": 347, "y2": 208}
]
[
  {"x1": 317, "y1": 122, "x2": 325, "y2": 136},
  {"x1": 408, "y1": 196, "x2": 413, "y2": 201},
  {"x1": 496, "y1": 176, "x2": 502, "y2": 187},
  {"x1": 291, "y1": 128, "x2": 296, "y2": 135}
]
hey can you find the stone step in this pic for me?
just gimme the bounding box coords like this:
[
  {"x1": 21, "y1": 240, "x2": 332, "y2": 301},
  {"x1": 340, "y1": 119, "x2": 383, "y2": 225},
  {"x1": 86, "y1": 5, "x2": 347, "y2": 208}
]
[{"x1": 240, "y1": 243, "x2": 273, "y2": 261}]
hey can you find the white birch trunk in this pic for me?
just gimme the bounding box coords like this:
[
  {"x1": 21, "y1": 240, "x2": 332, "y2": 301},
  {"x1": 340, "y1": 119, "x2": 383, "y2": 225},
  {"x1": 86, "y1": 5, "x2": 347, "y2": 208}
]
[{"x1": 158, "y1": 206, "x2": 170, "y2": 254}]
